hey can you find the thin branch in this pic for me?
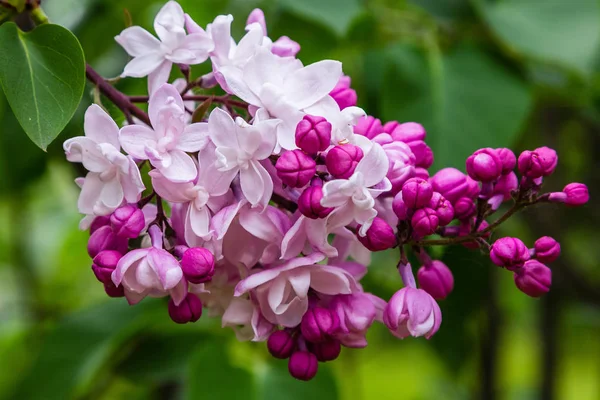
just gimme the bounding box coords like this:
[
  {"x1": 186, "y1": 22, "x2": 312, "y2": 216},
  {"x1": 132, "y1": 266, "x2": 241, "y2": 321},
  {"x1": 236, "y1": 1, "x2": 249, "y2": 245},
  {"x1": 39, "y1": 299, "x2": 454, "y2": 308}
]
[
  {"x1": 129, "y1": 94, "x2": 248, "y2": 109},
  {"x1": 86, "y1": 64, "x2": 151, "y2": 126}
]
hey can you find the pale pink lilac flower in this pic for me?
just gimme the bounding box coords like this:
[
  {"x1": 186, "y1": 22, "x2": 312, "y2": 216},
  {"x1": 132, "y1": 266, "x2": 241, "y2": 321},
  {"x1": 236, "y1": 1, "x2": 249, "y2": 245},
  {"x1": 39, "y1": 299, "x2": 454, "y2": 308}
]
[
  {"x1": 115, "y1": 1, "x2": 213, "y2": 93},
  {"x1": 64, "y1": 104, "x2": 145, "y2": 216},
  {"x1": 119, "y1": 84, "x2": 208, "y2": 182}
]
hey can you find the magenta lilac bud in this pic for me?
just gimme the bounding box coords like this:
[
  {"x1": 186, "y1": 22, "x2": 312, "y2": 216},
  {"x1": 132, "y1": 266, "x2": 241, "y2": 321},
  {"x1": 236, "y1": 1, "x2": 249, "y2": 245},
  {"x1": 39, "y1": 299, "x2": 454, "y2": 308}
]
[
  {"x1": 168, "y1": 293, "x2": 203, "y2": 324},
  {"x1": 288, "y1": 351, "x2": 318, "y2": 381},
  {"x1": 267, "y1": 330, "x2": 296, "y2": 359},
  {"x1": 518, "y1": 147, "x2": 558, "y2": 178},
  {"x1": 459, "y1": 220, "x2": 491, "y2": 249},
  {"x1": 110, "y1": 204, "x2": 145, "y2": 238},
  {"x1": 311, "y1": 340, "x2": 341, "y2": 362},
  {"x1": 563, "y1": 183, "x2": 589, "y2": 206},
  {"x1": 92, "y1": 250, "x2": 122, "y2": 284},
  {"x1": 402, "y1": 178, "x2": 433, "y2": 209},
  {"x1": 407, "y1": 141, "x2": 434, "y2": 169},
  {"x1": 428, "y1": 193, "x2": 454, "y2": 226},
  {"x1": 411, "y1": 208, "x2": 439, "y2": 237},
  {"x1": 295, "y1": 115, "x2": 332, "y2": 154},
  {"x1": 104, "y1": 281, "x2": 125, "y2": 298},
  {"x1": 382, "y1": 141, "x2": 416, "y2": 194},
  {"x1": 453, "y1": 197, "x2": 476, "y2": 220},
  {"x1": 494, "y1": 172, "x2": 518, "y2": 201},
  {"x1": 276, "y1": 150, "x2": 316, "y2": 188},
  {"x1": 354, "y1": 116, "x2": 383, "y2": 139},
  {"x1": 495, "y1": 148, "x2": 516, "y2": 174},
  {"x1": 356, "y1": 217, "x2": 397, "y2": 251},
  {"x1": 298, "y1": 185, "x2": 334, "y2": 219},
  {"x1": 490, "y1": 237, "x2": 530, "y2": 270},
  {"x1": 387, "y1": 121, "x2": 427, "y2": 142},
  {"x1": 329, "y1": 75, "x2": 357, "y2": 110},
  {"x1": 87, "y1": 225, "x2": 128, "y2": 258},
  {"x1": 466, "y1": 148, "x2": 503, "y2": 182},
  {"x1": 417, "y1": 260, "x2": 454, "y2": 300},
  {"x1": 383, "y1": 287, "x2": 442, "y2": 339},
  {"x1": 392, "y1": 192, "x2": 409, "y2": 220},
  {"x1": 181, "y1": 247, "x2": 215, "y2": 284},
  {"x1": 325, "y1": 144, "x2": 363, "y2": 179},
  {"x1": 533, "y1": 236, "x2": 561, "y2": 263},
  {"x1": 514, "y1": 260, "x2": 551, "y2": 298},
  {"x1": 300, "y1": 306, "x2": 340, "y2": 343},
  {"x1": 430, "y1": 168, "x2": 470, "y2": 204},
  {"x1": 90, "y1": 215, "x2": 110, "y2": 235}
]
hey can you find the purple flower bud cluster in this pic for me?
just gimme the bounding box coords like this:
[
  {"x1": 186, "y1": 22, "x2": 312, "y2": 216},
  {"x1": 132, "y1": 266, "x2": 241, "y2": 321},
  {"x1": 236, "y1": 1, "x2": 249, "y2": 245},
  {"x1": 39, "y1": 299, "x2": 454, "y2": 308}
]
[
  {"x1": 490, "y1": 236, "x2": 559, "y2": 297},
  {"x1": 61, "y1": 1, "x2": 590, "y2": 383}
]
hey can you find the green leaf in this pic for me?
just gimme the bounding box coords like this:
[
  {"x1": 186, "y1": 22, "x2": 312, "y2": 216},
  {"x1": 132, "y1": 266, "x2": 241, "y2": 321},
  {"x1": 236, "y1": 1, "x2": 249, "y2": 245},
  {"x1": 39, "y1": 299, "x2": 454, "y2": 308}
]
[
  {"x1": 381, "y1": 44, "x2": 533, "y2": 170},
  {"x1": 11, "y1": 299, "x2": 162, "y2": 400},
  {"x1": 185, "y1": 339, "x2": 256, "y2": 400},
  {"x1": 279, "y1": 0, "x2": 363, "y2": 37},
  {"x1": 258, "y1": 361, "x2": 339, "y2": 400},
  {"x1": 472, "y1": 0, "x2": 600, "y2": 76},
  {"x1": 0, "y1": 23, "x2": 85, "y2": 150},
  {"x1": 192, "y1": 97, "x2": 212, "y2": 123}
]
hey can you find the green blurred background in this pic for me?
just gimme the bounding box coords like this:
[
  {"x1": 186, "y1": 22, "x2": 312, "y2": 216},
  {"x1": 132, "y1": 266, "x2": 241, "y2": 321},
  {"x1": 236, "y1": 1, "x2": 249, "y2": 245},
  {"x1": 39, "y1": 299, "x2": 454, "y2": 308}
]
[{"x1": 1, "y1": 0, "x2": 599, "y2": 399}]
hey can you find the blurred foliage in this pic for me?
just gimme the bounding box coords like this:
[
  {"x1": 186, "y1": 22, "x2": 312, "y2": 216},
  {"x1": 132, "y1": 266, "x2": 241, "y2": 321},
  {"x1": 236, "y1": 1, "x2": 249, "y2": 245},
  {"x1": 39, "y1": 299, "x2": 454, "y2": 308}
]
[{"x1": 0, "y1": 0, "x2": 599, "y2": 399}]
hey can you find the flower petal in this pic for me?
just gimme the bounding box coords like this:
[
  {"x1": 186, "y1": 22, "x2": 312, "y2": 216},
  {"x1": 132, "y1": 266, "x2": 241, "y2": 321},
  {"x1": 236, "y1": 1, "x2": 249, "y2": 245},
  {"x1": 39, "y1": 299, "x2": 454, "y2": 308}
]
[
  {"x1": 283, "y1": 60, "x2": 342, "y2": 109},
  {"x1": 122, "y1": 52, "x2": 165, "y2": 78},
  {"x1": 119, "y1": 124, "x2": 158, "y2": 159},
  {"x1": 355, "y1": 142, "x2": 389, "y2": 187},
  {"x1": 158, "y1": 150, "x2": 197, "y2": 183},
  {"x1": 115, "y1": 26, "x2": 160, "y2": 57},
  {"x1": 84, "y1": 104, "x2": 120, "y2": 148},
  {"x1": 177, "y1": 122, "x2": 209, "y2": 152}
]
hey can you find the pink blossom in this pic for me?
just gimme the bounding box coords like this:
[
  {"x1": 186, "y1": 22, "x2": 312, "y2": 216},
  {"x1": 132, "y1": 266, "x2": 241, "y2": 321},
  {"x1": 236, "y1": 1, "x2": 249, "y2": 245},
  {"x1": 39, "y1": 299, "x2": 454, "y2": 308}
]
[
  {"x1": 64, "y1": 105, "x2": 145, "y2": 216},
  {"x1": 115, "y1": 1, "x2": 213, "y2": 93},
  {"x1": 120, "y1": 84, "x2": 209, "y2": 182},
  {"x1": 235, "y1": 253, "x2": 359, "y2": 327}
]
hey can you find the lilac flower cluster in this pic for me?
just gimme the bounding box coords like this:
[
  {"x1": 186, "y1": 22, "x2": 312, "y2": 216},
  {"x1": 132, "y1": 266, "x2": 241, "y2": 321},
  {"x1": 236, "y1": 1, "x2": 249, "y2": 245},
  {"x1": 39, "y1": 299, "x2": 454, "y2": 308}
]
[{"x1": 63, "y1": 1, "x2": 589, "y2": 381}]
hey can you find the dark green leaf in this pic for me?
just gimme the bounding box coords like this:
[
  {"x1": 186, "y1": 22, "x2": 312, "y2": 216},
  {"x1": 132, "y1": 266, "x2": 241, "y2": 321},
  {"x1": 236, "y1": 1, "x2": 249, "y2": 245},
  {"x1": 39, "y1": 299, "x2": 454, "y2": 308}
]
[
  {"x1": 258, "y1": 361, "x2": 339, "y2": 400},
  {"x1": 0, "y1": 23, "x2": 85, "y2": 150},
  {"x1": 381, "y1": 44, "x2": 533, "y2": 170},
  {"x1": 279, "y1": 0, "x2": 363, "y2": 37},
  {"x1": 473, "y1": 0, "x2": 600, "y2": 76},
  {"x1": 185, "y1": 339, "x2": 255, "y2": 400}
]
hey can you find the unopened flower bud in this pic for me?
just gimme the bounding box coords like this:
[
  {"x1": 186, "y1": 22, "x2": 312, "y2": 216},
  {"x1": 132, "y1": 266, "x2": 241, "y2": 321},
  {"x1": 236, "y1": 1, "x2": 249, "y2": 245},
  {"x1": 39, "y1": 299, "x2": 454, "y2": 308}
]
[
  {"x1": 311, "y1": 340, "x2": 341, "y2": 362},
  {"x1": 514, "y1": 260, "x2": 551, "y2": 297},
  {"x1": 288, "y1": 351, "x2": 318, "y2": 381},
  {"x1": 428, "y1": 193, "x2": 454, "y2": 226},
  {"x1": 533, "y1": 236, "x2": 560, "y2": 263},
  {"x1": 300, "y1": 307, "x2": 340, "y2": 343},
  {"x1": 495, "y1": 148, "x2": 516, "y2": 174},
  {"x1": 90, "y1": 215, "x2": 110, "y2": 235},
  {"x1": 430, "y1": 168, "x2": 470, "y2": 204},
  {"x1": 276, "y1": 150, "x2": 316, "y2": 187},
  {"x1": 267, "y1": 330, "x2": 296, "y2": 359},
  {"x1": 387, "y1": 121, "x2": 426, "y2": 142},
  {"x1": 402, "y1": 178, "x2": 433, "y2": 209},
  {"x1": 329, "y1": 75, "x2": 357, "y2": 110},
  {"x1": 354, "y1": 116, "x2": 383, "y2": 139},
  {"x1": 87, "y1": 225, "x2": 128, "y2": 258},
  {"x1": 563, "y1": 183, "x2": 589, "y2": 206},
  {"x1": 325, "y1": 144, "x2": 363, "y2": 179},
  {"x1": 298, "y1": 186, "x2": 334, "y2": 219},
  {"x1": 490, "y1": 237, "x2": 530, "y2": 270},
  {"x1": 181, "y1": 247, "x2": 215, "y2": 284},
  {"x1": 383, "y1": 141, "x2": 416, "y2": 194},
  {"x1": 407, "y1": 140, "x2": 434, "y2": 169},
  {"x1": 103, "y1": 281, "x2": 125, "y2": 298},
  {"x1": 110, "y1": 204, "x2": 145, "y2": 238},
  {"x1": 356, "y1": 217, "x2": 396, "y2": 251},
  {"x1": 383, "y1": 287, "x2": 442, "y2": 339},
  {"x1": 417, "y1": 260, "x2": 454, "y2": 300},
  {"x1": 392, "y1": 192, "x2": 409, "y2": 220},
  {"x1": 92, "y1": 250, "x2": 122, "y2": 284},
  {"x1": 295, "y1": 115, "x2": 332, "y2": 154},
  {"x1": 414, "y1": 167, "x2": 430, "y2": 180},
  {"x1": 411, "y1": 208, "x2": 439, "y2": 237},
  {"x1": 494, "y1": 172, "x2": 518, "y2": 201},
  {"x1": 271, "y1": 36, "x2": 301, "y2": 57},
  {"x1": 518, "y1": 147, "x2": 558, "y2": 178},
  {"x1": 466, "y1": 148, "x2": 503, "y2": 182},
  {"x1": 168, "y1": 293, "x2": 203, "y2": 324},
  {"x1": 454, "y1": 197, "x2": 476, "y2": 220}
]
